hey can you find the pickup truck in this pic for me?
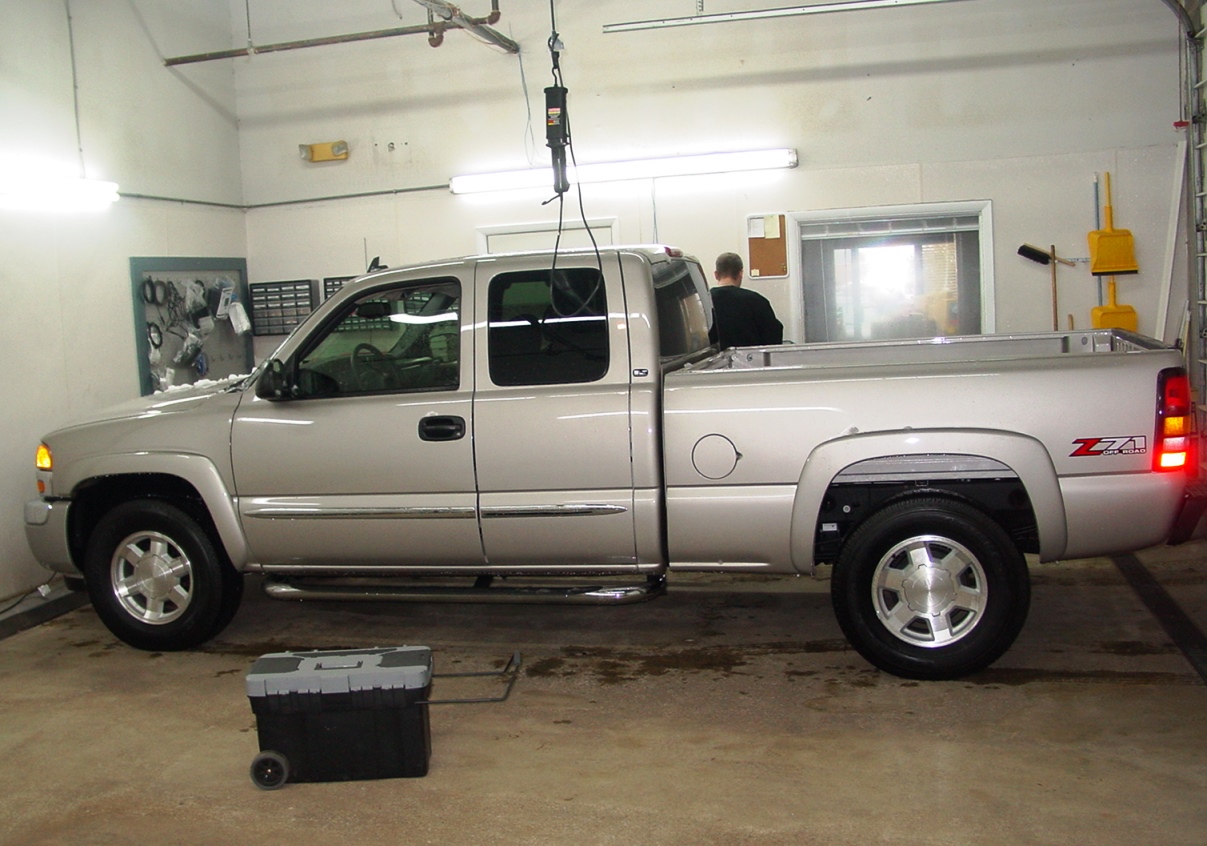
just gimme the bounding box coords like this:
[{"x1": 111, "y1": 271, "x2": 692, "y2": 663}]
[{"x1": 23, "y1": 245, "x2": 1205, "y2": 680}]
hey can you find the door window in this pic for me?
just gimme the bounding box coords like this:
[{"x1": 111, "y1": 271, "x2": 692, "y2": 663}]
[
  {"x1": 294, "y1": 278, "x2": 461, "y2": 397},
  {"x1": 487, "y1": 268, "x2": 609, "y2": 386}
]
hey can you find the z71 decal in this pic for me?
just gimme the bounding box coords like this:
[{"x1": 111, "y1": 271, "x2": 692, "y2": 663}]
[{"x1": 1070, "y1": 436, "x2": 1148, "y2": 457}]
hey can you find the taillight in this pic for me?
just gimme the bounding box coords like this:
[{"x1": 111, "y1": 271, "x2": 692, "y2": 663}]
[{"x1": 1155, "y1": 368, "x2": 1194, "y2": 472}]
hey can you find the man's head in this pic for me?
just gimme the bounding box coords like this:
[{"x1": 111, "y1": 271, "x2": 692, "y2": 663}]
[{"x1": 714, "y1": 252, "x2": 744, "y2": 286}]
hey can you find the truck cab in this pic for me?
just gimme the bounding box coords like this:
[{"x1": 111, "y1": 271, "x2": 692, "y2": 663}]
[{"x1": 240, "y1": 246, "x2": 711, "y2": 577}]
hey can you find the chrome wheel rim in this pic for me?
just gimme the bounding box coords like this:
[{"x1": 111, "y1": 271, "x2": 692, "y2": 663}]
[
  {"x1": 110, "y1": 530, "x2": 193, "y2": 625},
  {"x1": 871, "y1": 534, "x2": 987, "y2": 648}
]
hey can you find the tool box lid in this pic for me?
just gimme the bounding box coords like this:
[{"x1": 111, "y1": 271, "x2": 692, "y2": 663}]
[{"x1": 245, "y1": 646, "x2": 433, "y2": 698}]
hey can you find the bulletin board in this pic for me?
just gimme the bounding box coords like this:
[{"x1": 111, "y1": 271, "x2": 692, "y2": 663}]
[
  {"x1": 748, "y1": 214, "x2": 788, "y2": 278},
  {"x1": 130, "y1": 257, "x2": 253, "y2": 396}
]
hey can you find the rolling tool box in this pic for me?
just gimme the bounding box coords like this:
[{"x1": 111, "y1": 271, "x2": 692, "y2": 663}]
[{"x1": 245, "y1": 646, "x2": 519, "y2": 790}]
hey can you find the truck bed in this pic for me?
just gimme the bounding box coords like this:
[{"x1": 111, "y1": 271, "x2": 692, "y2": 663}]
[
  {"x1": 662, "y1": 328, "x2": 1187, "y2": 568},
  {"x1": 696, "y1": 329, "x2": 1168, "y2": 372}
]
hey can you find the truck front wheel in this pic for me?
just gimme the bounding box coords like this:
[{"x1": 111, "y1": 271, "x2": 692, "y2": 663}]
[
  {"x1": 83, "y1": 499, "x2": 243, "y2": 651},
  {"x1": 831, "y1": 497, "x2": 1030, "y2": 680}
]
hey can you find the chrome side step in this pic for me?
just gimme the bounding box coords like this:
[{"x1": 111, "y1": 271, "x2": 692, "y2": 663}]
[{"x1": 262, "y1": 575, "x2": 667, "y2": 605}]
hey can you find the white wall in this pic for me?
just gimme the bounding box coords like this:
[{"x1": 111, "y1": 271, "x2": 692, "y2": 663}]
[
  {"x1": 231, "y1": 0, "x2": 1187, "y2": 344},
  {"x1": 0, "y1": 1, "x2": 245, "y2": 600},
  {"x1": 0, "y1": 0, "x2": 1192, "y2": 599}
]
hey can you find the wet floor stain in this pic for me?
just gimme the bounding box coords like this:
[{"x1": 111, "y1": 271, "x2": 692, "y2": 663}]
[
  {"x1": 522, "y1": 640, "x2": 853, "y2": 685},
  {"x1": 1092, "y1": 641, "x2": 1177, "y2": 656},
  {"x1": 526, "y1": 657, "x2": 566, "y2": 678}
]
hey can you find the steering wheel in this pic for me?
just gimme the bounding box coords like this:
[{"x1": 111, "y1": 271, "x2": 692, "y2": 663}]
[{"x1": 350, "y1": 343, "x2": 395, "y2": 391}]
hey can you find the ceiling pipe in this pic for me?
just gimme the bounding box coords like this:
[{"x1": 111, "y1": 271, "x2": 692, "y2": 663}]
[
  {"x1": 165, "y1": 23, "x2": 438, "y2": 65},
  {"x1": 164, "y1": 1, "x2": 515, "y2": 66},
  {"x1": 412, "y1": 0, "x2": 519, "y2": 53}
]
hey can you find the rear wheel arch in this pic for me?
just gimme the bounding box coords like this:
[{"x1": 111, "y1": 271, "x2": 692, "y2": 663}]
[
  {"x1": 790, "y1": 430, "x2": 1067, "y2": 572},
  {"x1": 815, "y1": 476, "x2": 1039, "y2": 566}
]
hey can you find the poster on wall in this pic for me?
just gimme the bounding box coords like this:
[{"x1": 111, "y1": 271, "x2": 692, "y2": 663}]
[{"x1": 130, "y1": 257, "x2": 254, "y2": 396}]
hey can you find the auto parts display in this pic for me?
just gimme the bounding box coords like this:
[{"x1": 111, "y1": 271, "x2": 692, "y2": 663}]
[{"x1": 130, "y1": 257, "x2": 254, "y2": 395}]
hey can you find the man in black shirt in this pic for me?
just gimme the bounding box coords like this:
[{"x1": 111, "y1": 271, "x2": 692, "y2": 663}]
[{"x1": 709, "y1": 251, "x2": 784, "y2": 348}]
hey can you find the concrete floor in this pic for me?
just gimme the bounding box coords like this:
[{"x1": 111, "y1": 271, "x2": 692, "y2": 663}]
[{"x1": 2, "y1": 544, "x2": 1206, "y2": 846}]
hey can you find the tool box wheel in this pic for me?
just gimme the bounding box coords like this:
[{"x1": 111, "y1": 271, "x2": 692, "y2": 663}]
[{"x1": 250, "y1": 750, "x2": 290, "y2": 790}]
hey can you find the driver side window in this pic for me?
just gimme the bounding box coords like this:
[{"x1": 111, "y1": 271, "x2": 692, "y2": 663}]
[{"x1": 294, "y1": 278, "x2": 461, "y2": 398}]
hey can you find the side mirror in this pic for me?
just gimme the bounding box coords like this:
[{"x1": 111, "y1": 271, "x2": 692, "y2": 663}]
[{"x1": 255, "y1": 358, "x2": 293, "y2": 400}]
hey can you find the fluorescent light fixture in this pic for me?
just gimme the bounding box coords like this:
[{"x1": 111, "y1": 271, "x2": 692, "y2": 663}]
[
  {"x1": 604, "y1": 0, "x2": 970, "y2": 33},
  {"x1": 0, "y1": 175, "x2": 119, "y2": 212},
  {"x1": 451, "y1": 148, "x2": 798, "y2": 195}
]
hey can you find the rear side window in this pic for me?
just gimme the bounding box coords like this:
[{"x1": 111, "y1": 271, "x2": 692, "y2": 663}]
[
  {"x1": 653, "y1": 258, "x2": 713, "y2": 363},
  {"x1": 488, "y1": 268, "x2": 609, "y2": 386}
]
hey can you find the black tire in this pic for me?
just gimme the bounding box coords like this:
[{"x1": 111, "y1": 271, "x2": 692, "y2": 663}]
[
  {"x1": 82, "y1": 499, "x2": 243, "y2": 651},
  {"x1": 831, "y1": 496, "x2": 1030, "y2": 680},
  {"x1": 250, "y1": 751, "x2": 290, "y2": 790}
]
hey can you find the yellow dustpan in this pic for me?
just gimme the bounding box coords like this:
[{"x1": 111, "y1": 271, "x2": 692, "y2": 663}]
[
  {"x1": 1091, "y1": 277, "x2": 1138, "y2": 331},
  {"x1": 1088, "y1": 172, "x2": 1139, "y2": 275}
]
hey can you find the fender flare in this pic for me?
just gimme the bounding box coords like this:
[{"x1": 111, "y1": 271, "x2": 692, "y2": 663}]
[
  {"x1": 789, "y1": 428, "x2": 1067, "y2": 573},
  {"x1": 63, "y1": 452, "x2": 250, "y2": 569}
]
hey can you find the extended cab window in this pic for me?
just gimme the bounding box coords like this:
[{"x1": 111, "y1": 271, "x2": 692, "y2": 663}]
[
  {"x1": 293, "y1": 278, "x2": 460, "y2": 397},
  {"x1": 653, "y1": 258, "x2": 713, "y2": 364},
  {"x1": 488, "y1": 268, "x2": 609, "y2": 386}
]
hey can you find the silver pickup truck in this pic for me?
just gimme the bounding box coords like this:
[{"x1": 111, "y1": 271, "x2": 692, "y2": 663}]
[{"x1": 23, "y1": 245, "x2": 1205, "y2": 679}]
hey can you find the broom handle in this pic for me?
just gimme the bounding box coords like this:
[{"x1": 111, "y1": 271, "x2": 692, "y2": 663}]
[
  {"x1": 1050, "y1": 244, "x2": 1059, "y2": 331},
  {"x1": 1103, "y1": 171, "x2": 1115, "y2": 230}
]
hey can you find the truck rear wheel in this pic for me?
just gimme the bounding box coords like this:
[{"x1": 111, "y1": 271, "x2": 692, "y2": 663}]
[
  {"x1": 831, "y1": 497, "x2": 1029, "y2": 680},
  {"x1": 83, "y1": 499, "x2": 243, "y2": 651}
]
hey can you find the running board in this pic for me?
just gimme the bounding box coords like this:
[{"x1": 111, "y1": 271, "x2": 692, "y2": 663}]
[{"x1": 261, "y1": 576, "x2": 667, "y2": 605}]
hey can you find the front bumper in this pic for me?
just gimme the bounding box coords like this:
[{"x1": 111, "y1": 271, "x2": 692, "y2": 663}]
[{"x1": 24, "y1": 498, "x2": 80, "y2": 576}]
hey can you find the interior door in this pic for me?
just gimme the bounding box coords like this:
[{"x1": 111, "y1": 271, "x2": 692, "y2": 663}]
[
  {"x1": 231, "y1": 274, "x2": 483, "y2": 570},
  {"x1": 471, "y1": 254, "x2": 638, "y2": 571}
]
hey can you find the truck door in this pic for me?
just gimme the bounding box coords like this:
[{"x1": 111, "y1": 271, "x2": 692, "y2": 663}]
[
  {"x1": 231, "y1": 273, "x2": 484, "y2": 569},
  {"x1": 473, "y1": 254, "x2": 638, "y2": 570}
]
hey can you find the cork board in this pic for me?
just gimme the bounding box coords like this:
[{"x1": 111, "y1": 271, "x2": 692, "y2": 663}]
[{"x1": 748, "y1": 214, "x2": 788, "y2": 278}]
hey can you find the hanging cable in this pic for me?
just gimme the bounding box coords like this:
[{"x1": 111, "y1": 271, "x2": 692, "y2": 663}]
[
  {"x1": 541, "y1": 0, "x2": 603, "y2": 291},
  {"x1": 544, "y1": 1, "x2": 569, "y2": 198},
  {"x1": 64, "y1": 0, "x2": 86, "y2": 178},
  {"x1": 517, "y1": 42, "x2": 540, "y2": 165}
]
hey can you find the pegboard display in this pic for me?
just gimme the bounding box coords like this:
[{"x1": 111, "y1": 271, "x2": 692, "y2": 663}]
[
  {"x1": 130, "y1": 257, "x2": 253, "y2": 396},
  {"x1": 249, "y1": 280, "x2": 317, "y2": 336}
]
